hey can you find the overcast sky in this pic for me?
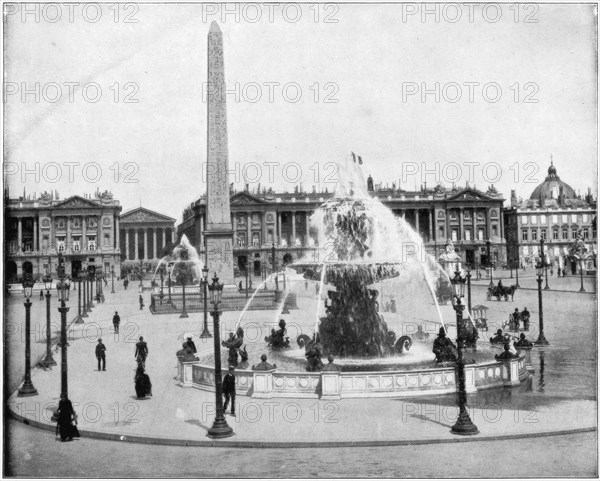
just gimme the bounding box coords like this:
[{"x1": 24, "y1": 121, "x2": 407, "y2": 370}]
[{"x1": 4, "y1": 3, "x2": 598, "y2": 222}]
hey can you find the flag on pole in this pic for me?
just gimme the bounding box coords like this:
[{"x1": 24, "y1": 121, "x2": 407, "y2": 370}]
[{"x1": 351, "y1": 152, "x2": 364, "y2": 165}]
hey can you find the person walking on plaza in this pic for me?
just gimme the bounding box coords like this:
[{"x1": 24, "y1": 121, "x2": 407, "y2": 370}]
[
  {"x1": 135, "y1": 336, "x2": 148, "y2": 368},
  {"x1": 112, "y1": 311, "x2": 121, "y2": 334},
  {"x1": 96, "y1": 338, "x2": 106, "y2": 371},
  {"x1": 56, "y1": 393, "x2": 80, "y2": 442},
  {"x1": 139, "y1": 294, "x2": 144, "y2": 310},
  {"x1": 223, "y1": 366, "x2": 236, "y2": 415},
  {"x1": 40, "y1": 289, "x2": 44, "y2": 301},
  {"x1": 521, "y1": 307, "x2": 531, "y2": 331},
  {"x1": 124, "y1": 278, "x2": 129, "y2": 290}
]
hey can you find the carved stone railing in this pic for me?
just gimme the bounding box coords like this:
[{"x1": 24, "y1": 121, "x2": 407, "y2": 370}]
[{"x1": 182, "y1": 355, "x2": 528, "y2": 399}]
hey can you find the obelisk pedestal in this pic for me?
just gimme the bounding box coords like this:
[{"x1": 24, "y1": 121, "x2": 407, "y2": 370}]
[{"x1": 204, "y1": 21, "x2": 236, "y2": 292}]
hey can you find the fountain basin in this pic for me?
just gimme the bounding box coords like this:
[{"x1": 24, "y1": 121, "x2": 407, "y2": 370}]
[{"x1": 179, "y1": 355, "x2": 529, "y2": 399}]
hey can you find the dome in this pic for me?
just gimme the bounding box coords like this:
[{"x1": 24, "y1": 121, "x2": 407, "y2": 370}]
[{"x1": 529, "y1": 158, "x2": 576, "y2": 200}]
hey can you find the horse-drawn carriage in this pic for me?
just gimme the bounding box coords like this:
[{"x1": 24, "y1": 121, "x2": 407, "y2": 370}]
[{"x1": 486, "y1": 283, "x2": 518, "y2": 301}]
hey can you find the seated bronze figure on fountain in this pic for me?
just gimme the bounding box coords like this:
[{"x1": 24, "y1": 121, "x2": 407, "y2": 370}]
[
  {"x1": 432, "y1": 327, "x2": 457, "y2": 363},
  {"x1": 265, "y1": 319, "x2": 290, "y2": 349},
  {"x1": 222, "y1": 327, "x2": 248, "y2": 368}
]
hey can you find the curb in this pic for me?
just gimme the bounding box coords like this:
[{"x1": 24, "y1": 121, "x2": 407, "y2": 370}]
[
  {"x1": 8, "y1": 409, "x2": 596, "y2": 449},
  {"x1": 470, "y1": 284, "x2": 596, "y2": 295}
]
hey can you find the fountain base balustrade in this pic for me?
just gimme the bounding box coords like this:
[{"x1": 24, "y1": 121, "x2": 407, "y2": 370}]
[
  {"x1": 150, "y1": 289, "x2": 298, "y2": 314},
  {"x1": 179, "y1": 354, "x2": 529, "y2": 399}
]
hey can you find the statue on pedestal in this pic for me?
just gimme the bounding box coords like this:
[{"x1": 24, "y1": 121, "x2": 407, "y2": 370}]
[
  {"x1": 432, "y1": 327, "x2": 457, "y2": 363},
  {"x1": 265, "y1": 319, "x2": 290, "y2": 349},
  {"x1": 222, "y1": 327, "x2": 248, "y2": 368}
]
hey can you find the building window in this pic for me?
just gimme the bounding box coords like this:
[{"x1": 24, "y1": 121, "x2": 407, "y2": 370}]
[
  {"x1": 552, "y1": 228, "x2": 559, "y2": 240},
  {"x1": 236, "y1": 232, "x2": 246, "y2": 247},
  {"x1": 552, "y1": 214, "x2": 558, "y2": 224},
  {"x1": 478, "y1": 228, "x2": 484, "y2": 241},
  {"x1": 88, "y1": 236, "x2": 96, "y2": 251},
  {"x1": 450, "y1": 211, "x2": 457, "y2": 221},
  {"x1": 464, "y1": 229, "x2": 471, "y2": 241},
  {"x1": 531, "y1": 216, "x2": 537, "y2": 225},
  {"x1": 540, "y1": 215, "x2": 546, "y2": 225},
  {"x1": 571, "y1": 214, "x2": 577, "y2": 223},
  {"x1": 463, "y1": 210, "x2": 471, "y2": 220},
  {"x1": 252, "y1": 232, "x2": 260, "y2": 246},
  {"x1": 572, "y1": 229, "x2": 578, "y2": 239},
  {"x1": 522, "y1": 215, "x2": 528, "y2": 225},
  {"x1": 583, "y1": 227, "x2": 589, "y2": 239},
  {"x1": 531, "y1": 230, "x2": 538, "y2": 241},
  {"x1": 477, "y1": 211, "x2": 484, "y2": 221},
  {"x1": 562, "y1": 214, "x2": 568, "y2": 223},
  {"x1": 451, "y1": 229, "x2": 458, "y2": 242},
  {"x1": 562, "y1": 227, "x2": 569, "y2": 239},
  {"x1": 72, "y1": 237, "x2": 81, "y2": 251},
  {"x1": 492, "y1": 225, "x2": 498, "y2": 237},
  {"x1": 541, "y1": 229, "x2": 547, "y2": 240},
  {"x1": 104, "y1": 234, "x2": 110, "y2": 246},
  {"x1": 583, "y1": 214, "x2": 589, "y2": 223},
  {"x1": 438, "y1": 226, "x2": 445, "y2": 239},
  {"x1": 491, "y1": 209, "x2": 498, "y2": 218}
]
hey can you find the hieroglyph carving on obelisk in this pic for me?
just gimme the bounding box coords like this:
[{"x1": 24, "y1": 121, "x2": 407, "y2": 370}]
[{"x1": 204, "y1": 21, "x2": 235, "y2": 287}]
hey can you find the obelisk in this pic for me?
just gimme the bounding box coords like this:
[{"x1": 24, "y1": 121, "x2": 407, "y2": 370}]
[{"x1": 204, "y1": 21, "x2": 235, "y2": 289}]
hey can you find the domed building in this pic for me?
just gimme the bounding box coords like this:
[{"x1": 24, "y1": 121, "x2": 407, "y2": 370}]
[{"x1": 504, "y1": 157, "x2": 596, "y2": 274}]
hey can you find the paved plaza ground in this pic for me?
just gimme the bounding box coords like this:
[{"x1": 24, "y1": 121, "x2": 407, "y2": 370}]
[{"x1": 4, "y1": 273, "x2": 598, "y2": 476}]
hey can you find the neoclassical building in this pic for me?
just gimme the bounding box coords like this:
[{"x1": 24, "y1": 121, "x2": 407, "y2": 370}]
[
  {"x1": 504, "y1": 159, "x2": 597, "y2": 272},
  {"x1": 5, "y1": 189, "x2": 122, "y2": 281},
  {"x1": 177, "y1": 177, "x2": 506, "y2": 275},
  {"x1": 119, "y1": 207, "x2": 176, "y2": 264}
]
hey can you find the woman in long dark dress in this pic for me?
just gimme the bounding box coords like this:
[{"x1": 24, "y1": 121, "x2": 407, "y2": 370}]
[
  {"x1": 134, "y1": 367, "x2": 152, "y2": 399},
  {"x1": 56, "y1": 394, "x2": 80, "y2": 441}
]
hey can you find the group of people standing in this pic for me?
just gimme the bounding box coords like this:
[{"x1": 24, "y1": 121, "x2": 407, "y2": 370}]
[{"x1": 507, "y1": 307, "x2": 531, "y2": 331}]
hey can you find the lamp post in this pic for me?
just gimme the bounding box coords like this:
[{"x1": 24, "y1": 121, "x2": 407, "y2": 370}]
[
  {"x1": 466, "y1": 268, "x2": 472, "y2": 315},
  {"x1": 81, "y1": 271, "x2": 89, "y2": 318},
  {"x1": 88, "y1": 269, "x2": 95, "y2": 310},
  {"x1": 540, "y1": 238, "x2": 550, "y2": 290},
  {"x1": 207, "y1": 273, "x2": 234, "y2": 438},
  {"x1": 18, "y1": 275, "x2": 38, "y2": 397},
  {"x1": 74, "y1": 273, "x2": 84, "y2": 324},
  {"x1": 272, "y1": 243, "x2": 280, "y2": 301},
  {"x1": 111, "y1": 265, "x2": 115, "y2": 294},
  {"x1": 200, "y1": 266, "x2": 211, "y2": 338},
  {"x1": 514, "y1": 241, "x2": 520, "y2": 288},
  {"x1": 167, "y1": 262, "x2": 174, "y2": 306},
  {"x1": 486, "y1": 239, "x2": 494, "y2": 287},
  {"x1": 139, "y1": 258, "x2": 144, "y2": 287},
  {"x1": 179, "y1": 269, "x2": 189, "y2": 319},
  {"x1": 534, "y1": 260, "x2": 549, "y2": 345},
  {"x1": 449, "y1": 269, "x2": 478, "y2": 435},
  {"x1": 56, "y1": 263, "x2": 71, "y2": 399},
  {"x1": 41, "y1": 274, "x2": 57, "y2": 366},
  {"x1": 579, "y1": 258, "x2": 586, "y2": 292}
]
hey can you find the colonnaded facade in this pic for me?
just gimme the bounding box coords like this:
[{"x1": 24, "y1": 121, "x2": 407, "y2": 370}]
[
  {"x1": 177, "y1": 176, "x2": 507, "y2": 276},
  {"x1": 504, "y1": 159, "x2": 597, "y2": 273},
  {"x1": 5, "y1": 189, "x2": 122, "y2": 281}
]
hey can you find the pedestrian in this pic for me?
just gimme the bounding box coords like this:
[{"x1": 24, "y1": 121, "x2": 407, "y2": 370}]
[
  {"x1": 139, "y1": 294, "x2": 144, "y2": 310},
  {"x1": 55, "y1": 393, "x2": 80, "y2": 442},
  {"x1": 134, "y1": 366, "x2": 152, "y2": 399},
  {"x1": 95, "y1": 338, "x2": 106, "y2": 371},
  {"x1": 104, "y1": 277, "x2": 108, "y2": 287},
  {"x1": 40, "y1": 289, "x2": 44, "y2": 301},
  {"x1": 135, "y1": 336, "x2": 148, "y2": 368},
  {"x1": 124, "y1": 279, "x2": 129, "y2": 290},
  {"x1": 112, "y1": 311, "x2": 120, "y2": 333},
  {"x1": 521, "y1": 307, "x2": 531, "y2": 331},
  {"x1": 186, "y1": 336, "x2": 197, "y2": 354},
  {"x1": 222, "y1": 366, "x2": 236, "y2": 415}
]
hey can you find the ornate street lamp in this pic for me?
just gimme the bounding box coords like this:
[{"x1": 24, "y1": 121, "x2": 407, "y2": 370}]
[
  {"x1": 18, "y1": 274, "x2": 38, "y2": 397},
  {"x1": 449, "y1": 269, "x2": 478, "y2": 436},
  {"x1": 111, "y1": 265, "x2": 115, "y2": 294},
  {"x1": 534, "y1": 260, "x2": 550, "y2": 345},
  {"x1": 514, "y1": 241, "x2": 520, "y2": 288},
  {"x1": 540, "y1": 238, "x2": 550, "y2": 290},
  {"x1": 466, "y1": 267, "x2": 472, "y2": 315},
  {"x1": 88, "y1": 268, "x2": 95, "y2": 310},
  {"x1": 56, "y1": 258, "x2": 71, "y2": 399},
  {"x1": 74, "y1": 272, "x2": 84, "y2": 324},
  {"x1": 200, "y1": 265, "x2": 211, "y2": 338},
  {"x1": 41, "y1": 273, "x2": 57, "y2": 367},
  {"x1": 486, "y1": 239, "x2": 494, "y2": 287},
  {"x1": 207, "y1": 273, "x2": 234, "y2": 439}
]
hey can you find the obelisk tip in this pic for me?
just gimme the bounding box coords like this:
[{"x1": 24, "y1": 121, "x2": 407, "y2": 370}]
[{"x1": 209, "y1": 21, "x2": 221, "y2": 34}]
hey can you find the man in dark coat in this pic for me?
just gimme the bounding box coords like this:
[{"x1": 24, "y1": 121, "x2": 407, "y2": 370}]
[
  {"x1": 134, "y1": 366, "x2": 152, "y2": 399},
  {"x1": 139, "y1": 294, "x2": 144, "y2": 310},
  {"x1": 222, "y1": 366, "x2": 236, "y2": 415},
  {"x1": 521, "y1": 307, "x2": 531, "y2": 331},
  {"x1": 112, "y1": 311, "x2": 120, "y2": 333},
  {"x1": 95, "y1": 339, "x2": 106, "y2": 371},
  {"x1": 135, "y1": 336, "x2": 148, "y2": 368}
]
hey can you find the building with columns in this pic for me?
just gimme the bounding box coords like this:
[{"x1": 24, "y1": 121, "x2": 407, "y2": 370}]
[
  {"x1": 5, "y1": 189, "x2": 122, "y2": 281},
  {"x1": 119, "y1": 207, "x2": 176, "y2": 264},
  {"x1": 504, "y1": 159, "x2": 597, "y2": 273},
  {"x1": 177, "y1": 178, "x2": 506, "y2": 275}
]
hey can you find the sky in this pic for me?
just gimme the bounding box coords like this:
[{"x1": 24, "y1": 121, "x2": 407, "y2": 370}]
[{"x1": 3, "y1": 3, "x2": 598, "y2": 223}]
